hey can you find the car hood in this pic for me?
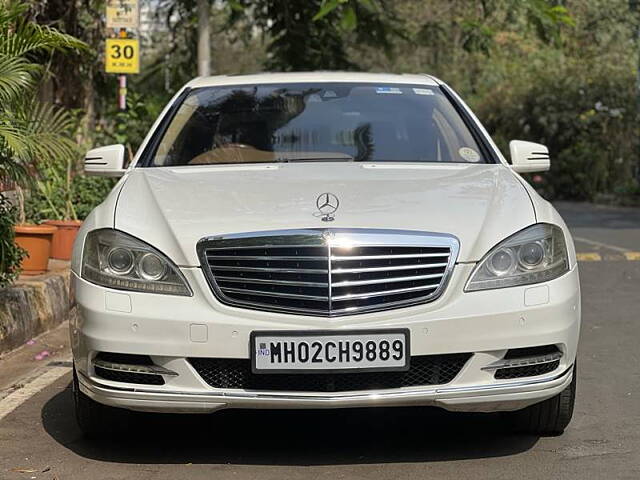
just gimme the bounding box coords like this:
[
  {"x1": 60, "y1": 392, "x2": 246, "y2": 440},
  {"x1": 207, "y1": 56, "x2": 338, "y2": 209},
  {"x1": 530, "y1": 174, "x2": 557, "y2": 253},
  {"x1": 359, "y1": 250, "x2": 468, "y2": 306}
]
[{"x1": 115, "y1": 163, "x2": 534, "y2": 266}]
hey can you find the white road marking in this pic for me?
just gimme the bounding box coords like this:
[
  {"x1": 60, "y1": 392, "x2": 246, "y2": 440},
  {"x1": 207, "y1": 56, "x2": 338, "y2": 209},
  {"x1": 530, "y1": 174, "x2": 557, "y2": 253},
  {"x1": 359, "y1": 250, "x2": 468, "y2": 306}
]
[
  {"x1": 0, "y1": 360, "x2": 71, "y2": 422},
  {"x1": 573, "y1": 236, "x2": 630, "y2": 253}
]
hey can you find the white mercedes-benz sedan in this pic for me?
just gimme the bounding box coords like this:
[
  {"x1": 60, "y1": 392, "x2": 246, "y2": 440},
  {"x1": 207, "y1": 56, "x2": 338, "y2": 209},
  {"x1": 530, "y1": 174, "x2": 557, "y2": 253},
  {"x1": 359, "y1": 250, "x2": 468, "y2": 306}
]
[{"x1": 72, "y1": 72, "x2": 580, "y2": 437}]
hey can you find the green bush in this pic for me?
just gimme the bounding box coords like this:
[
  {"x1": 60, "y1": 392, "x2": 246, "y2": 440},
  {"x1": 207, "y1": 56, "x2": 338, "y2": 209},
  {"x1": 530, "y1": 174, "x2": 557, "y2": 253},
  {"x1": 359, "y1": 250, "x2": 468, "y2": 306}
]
[
  {"x1": 72, "y1": 175, "x2": 117, "y2": 220},
  {"x1": 0, "y1": 194, "x2": 26, "y2": 288},
  {"x1": 91, "y1": 92, "x2": 158, "y2": 162},
  {"x1": 25, "y1": 174, "x2": 116, "y2": 223},
  {"x1": 476, "y1": 61, "x2": 637, "y2": 201}
]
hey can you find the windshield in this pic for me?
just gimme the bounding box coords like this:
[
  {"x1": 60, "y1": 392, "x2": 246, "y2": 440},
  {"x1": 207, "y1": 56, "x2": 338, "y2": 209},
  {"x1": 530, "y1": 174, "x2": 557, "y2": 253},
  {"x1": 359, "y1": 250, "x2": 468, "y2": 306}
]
[{"x1": 145, "y1": 82, "x2": 489, "y2": 166}]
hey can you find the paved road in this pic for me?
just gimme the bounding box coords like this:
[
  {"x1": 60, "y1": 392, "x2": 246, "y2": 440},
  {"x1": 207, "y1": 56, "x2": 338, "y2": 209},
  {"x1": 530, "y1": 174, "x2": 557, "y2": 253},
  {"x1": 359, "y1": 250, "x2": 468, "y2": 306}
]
[{"x1": 1, "y1": 202, "x2": 639, "y2": 480}]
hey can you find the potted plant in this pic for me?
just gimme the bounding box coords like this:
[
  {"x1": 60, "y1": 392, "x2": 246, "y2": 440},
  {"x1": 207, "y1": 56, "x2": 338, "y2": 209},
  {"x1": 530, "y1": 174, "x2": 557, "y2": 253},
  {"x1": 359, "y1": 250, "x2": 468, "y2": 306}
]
[
  {"x1": 29, "y1": 154, "x2": 83, "y2": 261},
  {"x1": 24, "y1": 153, "x2": 119, "y2": 262},
  {"x1": 43, "y1": 221, "x2": 83, "y2": 261},
  {"x1": 13, "y1": 188, "x2": 58, "y2": 275}
]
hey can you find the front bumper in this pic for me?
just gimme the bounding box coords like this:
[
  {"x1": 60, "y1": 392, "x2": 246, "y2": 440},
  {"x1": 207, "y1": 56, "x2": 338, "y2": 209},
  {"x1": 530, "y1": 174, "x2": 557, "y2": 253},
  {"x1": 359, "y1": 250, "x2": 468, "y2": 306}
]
[
  {"x1": 78, "y1": 365, "x2": 573, "y2": 413},
  {"x1": 71, "y1": 263, "x2": 581, "y2": 414}
]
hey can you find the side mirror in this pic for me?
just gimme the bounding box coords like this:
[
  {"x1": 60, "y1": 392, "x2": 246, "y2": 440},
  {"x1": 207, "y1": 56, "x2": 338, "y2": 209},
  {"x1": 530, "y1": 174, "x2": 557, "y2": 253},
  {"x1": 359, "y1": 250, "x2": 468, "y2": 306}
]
[
  {"x1": 84, "y1": 144, "x2": 126, "y2": 177},
  {"x1": 509, "y1": 140, "x2": 550, "y2": 173}
]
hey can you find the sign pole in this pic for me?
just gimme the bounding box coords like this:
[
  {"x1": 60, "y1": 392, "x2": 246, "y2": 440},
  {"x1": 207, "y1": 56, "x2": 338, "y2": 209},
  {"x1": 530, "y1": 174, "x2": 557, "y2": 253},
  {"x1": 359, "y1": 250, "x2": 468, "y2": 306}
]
[
  {"x1": 118, "y1": 28, "x2": 127, "y2": 111},
  {"x1": 118, "y1": 74, "x2": 127, "y2": 111}
]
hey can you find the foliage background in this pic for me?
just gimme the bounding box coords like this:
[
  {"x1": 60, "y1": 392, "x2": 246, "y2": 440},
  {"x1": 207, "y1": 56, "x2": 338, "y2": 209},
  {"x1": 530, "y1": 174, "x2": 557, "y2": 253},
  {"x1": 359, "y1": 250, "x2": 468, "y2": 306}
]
[
  {"x1": 20, "y1": 0, "x2": 640, "y2": 205},
  {"x1": 1, "y1": 0, "x2": 637, "y2": 286}
]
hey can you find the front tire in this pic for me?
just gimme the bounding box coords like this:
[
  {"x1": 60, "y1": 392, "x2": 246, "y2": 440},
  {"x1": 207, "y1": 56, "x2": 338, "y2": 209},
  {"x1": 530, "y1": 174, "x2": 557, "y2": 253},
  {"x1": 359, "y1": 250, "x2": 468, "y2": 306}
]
[
  {"x1": 508, "y1": 364, "x2": 577, "y2": 436},
  {"x1": 73, "y1": 365, "x2": 129, "y2": 437}
]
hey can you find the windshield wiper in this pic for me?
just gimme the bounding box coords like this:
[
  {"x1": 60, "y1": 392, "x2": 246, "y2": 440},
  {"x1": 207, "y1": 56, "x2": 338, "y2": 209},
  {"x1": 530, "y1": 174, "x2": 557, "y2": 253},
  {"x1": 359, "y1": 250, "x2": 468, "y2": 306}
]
[{"x1": 275, "y1": 152, "x2": 355, "y2": 163}]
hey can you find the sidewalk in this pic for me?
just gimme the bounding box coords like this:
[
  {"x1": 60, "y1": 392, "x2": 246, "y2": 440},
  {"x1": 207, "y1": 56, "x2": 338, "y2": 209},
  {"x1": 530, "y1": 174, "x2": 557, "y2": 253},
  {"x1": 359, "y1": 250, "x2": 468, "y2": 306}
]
[{"x1": 0, "y1": 321, "x2": 71, "y2": 401}]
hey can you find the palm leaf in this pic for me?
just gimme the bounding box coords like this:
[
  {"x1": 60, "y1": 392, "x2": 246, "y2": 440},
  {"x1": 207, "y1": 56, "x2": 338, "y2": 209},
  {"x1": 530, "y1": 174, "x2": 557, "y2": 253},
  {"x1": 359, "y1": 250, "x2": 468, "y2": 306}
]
[
  {"x1": 0, "y1": 95, "x2": 77, "y2": 185},
  {"x1": 0, "y1": 54, "x2": 36, "y2": 102},
  {"x1": 0, "y1": 1, "x2": 87, "y2": 58},
  {"x1": 0, "y1": 120, "x2": 31, "y2": 160},
  {"x1": 0, "y1": 21, "x2": 88, "y2": 58},
  {"x1": 21, "y1": 99, "x2": 77, "y2": 160}
]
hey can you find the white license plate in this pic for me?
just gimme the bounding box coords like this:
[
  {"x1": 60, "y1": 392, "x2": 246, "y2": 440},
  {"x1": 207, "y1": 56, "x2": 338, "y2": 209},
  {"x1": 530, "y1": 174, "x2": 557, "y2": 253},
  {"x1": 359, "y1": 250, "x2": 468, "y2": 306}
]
[{"x1": 250, "y1": 330, "x2": 410, "y2": 373}]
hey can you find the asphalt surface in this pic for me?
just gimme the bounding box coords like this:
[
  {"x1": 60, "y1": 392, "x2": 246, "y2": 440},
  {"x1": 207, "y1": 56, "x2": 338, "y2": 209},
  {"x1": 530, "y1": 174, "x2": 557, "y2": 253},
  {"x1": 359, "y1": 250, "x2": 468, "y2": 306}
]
[{"x1": 1, "y1": 201, "x2": 639, "y2": 480}]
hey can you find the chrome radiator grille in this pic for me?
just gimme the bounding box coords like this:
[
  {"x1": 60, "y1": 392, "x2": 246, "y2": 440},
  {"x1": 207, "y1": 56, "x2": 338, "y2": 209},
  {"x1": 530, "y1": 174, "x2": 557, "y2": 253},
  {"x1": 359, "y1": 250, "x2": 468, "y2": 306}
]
[{"x1": 198, "y1": 229, "x2": 459, "y2": 316}]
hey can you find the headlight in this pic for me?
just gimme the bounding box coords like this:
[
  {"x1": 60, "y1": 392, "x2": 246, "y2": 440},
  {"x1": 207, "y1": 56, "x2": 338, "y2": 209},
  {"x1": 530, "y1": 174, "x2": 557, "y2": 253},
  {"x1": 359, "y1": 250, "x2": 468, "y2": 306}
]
[
  {"x1": 81, "y1": 229, "x2": 192, "y2": 296},
  {"x1": 465, "y1": 223, "x2": 569, "y2": 292}
]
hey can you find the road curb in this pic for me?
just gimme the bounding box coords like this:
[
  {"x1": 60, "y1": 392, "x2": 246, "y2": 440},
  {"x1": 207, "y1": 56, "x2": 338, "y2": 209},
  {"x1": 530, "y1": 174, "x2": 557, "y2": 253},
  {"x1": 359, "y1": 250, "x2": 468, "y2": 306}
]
[{"x1": 0, "y1": 264, "x2": 72, "y2": 355}]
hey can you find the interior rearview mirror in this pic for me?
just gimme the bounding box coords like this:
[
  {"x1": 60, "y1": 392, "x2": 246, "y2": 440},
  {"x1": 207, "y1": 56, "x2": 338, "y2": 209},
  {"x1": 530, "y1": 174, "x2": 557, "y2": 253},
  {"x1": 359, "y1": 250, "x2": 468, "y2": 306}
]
[
  {"x1": 509, "y1": 140, "x2": 550, "y2": 173},
  {"x1": 84, "y1": 144, "x2": 126, "y2": 177}
]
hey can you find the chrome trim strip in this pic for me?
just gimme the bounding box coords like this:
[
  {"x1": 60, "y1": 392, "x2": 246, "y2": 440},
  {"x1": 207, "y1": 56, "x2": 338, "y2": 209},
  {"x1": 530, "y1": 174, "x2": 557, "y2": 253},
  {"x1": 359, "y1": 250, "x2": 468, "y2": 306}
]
[
  {"x1": 332, "y1": 283, "x2": 440, "y2": 301},
  {"x1": 327, "y1": 240, "x2": 333, "y2": 311},
  {"x1": 437, "y1": 366, "x2": 572, "y2": 394},
  {"x1": 93, "y1": 359, "x2": 179, "y2": 376},
  {"x1": 216, "y1": 276, "x2": 328, "y2": 288},
  {"x1": 481, "y1": 351, "x2": 563, "y2": 371},
  {"x1": 81, "y1": 365, "x2": 573, "y2": 401},
  {"x1": 332, "y1": 272, "x2": 444, "y2": 288},
  {"x1": 331, "y1": 253, "x2": 449, "y2": 261},
  {"x1": 208, "y1": 255, "x2": 326, "y2": 261},
  {"x1": 332, "y1": 263, "x2": 448, "y2": 274},
  {"x1": 230, "y1": 304, "x2": 327, "y2": 316},
  {"x1": 205, "y1": 244, "x2": 325, "y2": 251},
  {"x1": 209, "y1": 265, "x2": 328, "y2": 274},
  {"x1": 220, "y1": 287, "x2": 328, "y2": 301}
]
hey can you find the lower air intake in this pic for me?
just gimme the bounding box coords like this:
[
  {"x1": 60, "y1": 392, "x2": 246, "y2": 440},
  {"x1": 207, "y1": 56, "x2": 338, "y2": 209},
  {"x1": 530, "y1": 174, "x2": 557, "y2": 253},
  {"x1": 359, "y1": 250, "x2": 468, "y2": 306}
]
[
  {"x1": 189, "y1": 353, "x2": 472, "y2": 392},
  {"x1": 494, "y1": 345, "x2": 562, "y2": 379},
  {"x1": 494, "y1": 361, "x2": 560, "y2": 380},
  {"x1": 93, "y1": 352, "x2": 165, "y2": 385},
  {"x1": 94, "y1": 366, "x2": 165, "y2": 385}
]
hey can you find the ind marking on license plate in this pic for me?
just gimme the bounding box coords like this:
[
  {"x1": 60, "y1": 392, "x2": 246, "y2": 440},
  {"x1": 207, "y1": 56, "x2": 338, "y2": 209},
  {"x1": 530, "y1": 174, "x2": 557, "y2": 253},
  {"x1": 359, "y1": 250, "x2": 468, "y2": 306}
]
[{"x1": 251, "y1": 330, "x2": 409, "y2": 373}]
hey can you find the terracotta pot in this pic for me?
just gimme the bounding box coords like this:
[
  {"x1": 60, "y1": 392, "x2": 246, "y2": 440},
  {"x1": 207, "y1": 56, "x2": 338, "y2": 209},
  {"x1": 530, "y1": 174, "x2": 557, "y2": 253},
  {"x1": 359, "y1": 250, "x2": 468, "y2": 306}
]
[
  {"x1": 14, "y1": 224, "x2": 58, "y2": 275},
  {"x1": 43, "y1": 220, "x2": 83, "y2": 260}
]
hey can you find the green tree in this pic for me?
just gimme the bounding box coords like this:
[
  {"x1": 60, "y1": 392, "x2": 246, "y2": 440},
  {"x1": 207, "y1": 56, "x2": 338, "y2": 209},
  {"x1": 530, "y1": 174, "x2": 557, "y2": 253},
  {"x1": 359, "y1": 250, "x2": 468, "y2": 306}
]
[
  {"x1": 229, "y1": 0, "x2": 400, "y2": 71},
  {"x1": 149, "y1": 0, "x2": 399, "y2": 75},
  {"x1": 0, "y1": 0, "x2": 86, "y2": 187}
]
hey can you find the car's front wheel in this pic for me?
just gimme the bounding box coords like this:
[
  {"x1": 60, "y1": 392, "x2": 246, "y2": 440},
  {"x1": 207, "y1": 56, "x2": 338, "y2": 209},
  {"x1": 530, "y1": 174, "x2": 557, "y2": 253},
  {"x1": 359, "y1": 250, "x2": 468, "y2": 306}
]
[
  {"x1": 507, "y1": 364, "x2": 577, "y2": 436},
  {"x1": 72, "y1": 364, "x2": 129, "y2": 437}
]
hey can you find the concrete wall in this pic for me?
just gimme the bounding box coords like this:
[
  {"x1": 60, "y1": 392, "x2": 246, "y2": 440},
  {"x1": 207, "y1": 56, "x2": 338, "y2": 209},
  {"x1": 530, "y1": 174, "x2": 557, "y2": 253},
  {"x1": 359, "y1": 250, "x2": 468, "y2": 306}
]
[{"x1": 0, "y1": 268, "x2": 71, "y2": 354}]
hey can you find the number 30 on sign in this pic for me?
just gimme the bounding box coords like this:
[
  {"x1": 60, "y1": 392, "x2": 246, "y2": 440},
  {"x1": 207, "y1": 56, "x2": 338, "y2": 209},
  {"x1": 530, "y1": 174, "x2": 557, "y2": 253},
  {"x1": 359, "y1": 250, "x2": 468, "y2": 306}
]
[{"x1": 105, "y1": 38, "x2": 139, "y2": 74}]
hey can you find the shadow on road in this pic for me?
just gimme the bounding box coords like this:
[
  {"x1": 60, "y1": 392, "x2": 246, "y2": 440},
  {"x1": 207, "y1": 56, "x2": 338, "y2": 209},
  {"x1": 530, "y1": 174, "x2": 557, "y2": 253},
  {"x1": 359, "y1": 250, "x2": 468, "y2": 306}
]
[{"x1": 41, "y1": 382, "x2": 539, "y2": 465}]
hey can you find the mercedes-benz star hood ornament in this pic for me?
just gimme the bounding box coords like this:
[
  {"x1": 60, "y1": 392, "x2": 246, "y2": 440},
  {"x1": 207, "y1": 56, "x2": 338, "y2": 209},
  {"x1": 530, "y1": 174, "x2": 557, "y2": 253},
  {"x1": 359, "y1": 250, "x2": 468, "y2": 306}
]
[{"x1": 315, "y1": 193, "x2": 339, "y2": 222}]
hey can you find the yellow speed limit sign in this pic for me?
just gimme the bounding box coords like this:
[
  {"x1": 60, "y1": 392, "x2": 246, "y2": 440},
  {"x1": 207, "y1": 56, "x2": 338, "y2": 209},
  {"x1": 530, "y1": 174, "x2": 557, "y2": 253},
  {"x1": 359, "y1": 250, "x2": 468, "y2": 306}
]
[{"x1": 105, "y1": 38, "x2": 139, "y2": 74}]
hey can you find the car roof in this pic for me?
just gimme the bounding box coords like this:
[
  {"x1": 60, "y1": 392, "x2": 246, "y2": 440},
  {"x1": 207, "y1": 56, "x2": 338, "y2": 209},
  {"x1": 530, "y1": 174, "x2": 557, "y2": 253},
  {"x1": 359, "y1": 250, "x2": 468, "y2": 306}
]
[{"x1": 186, "y1": 71, "x2": 440, "y2": 88}]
